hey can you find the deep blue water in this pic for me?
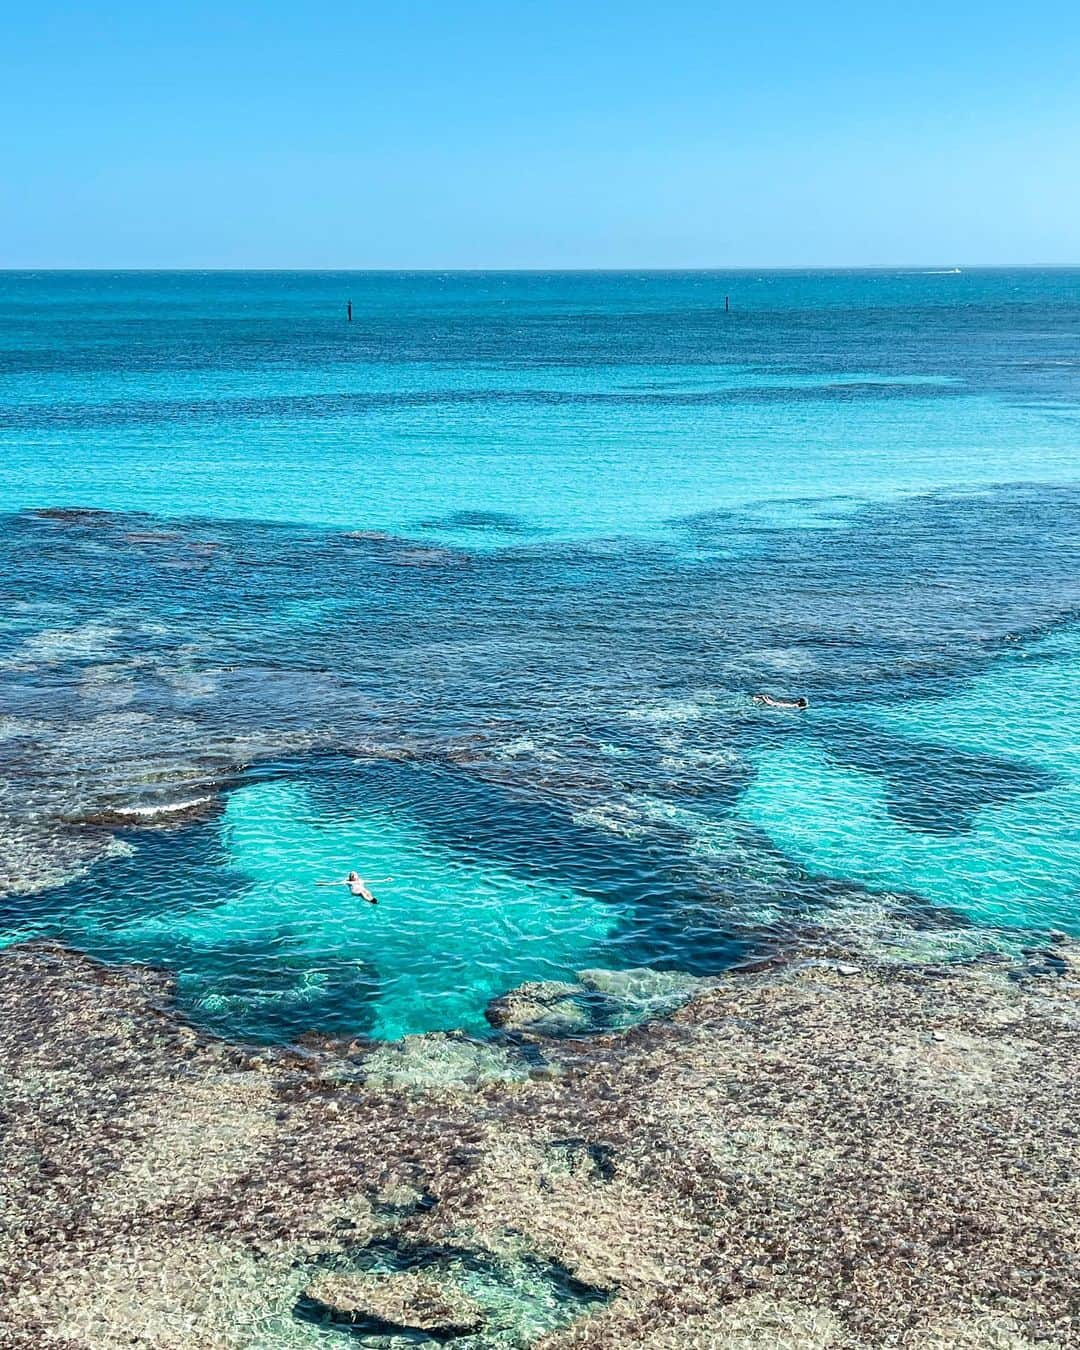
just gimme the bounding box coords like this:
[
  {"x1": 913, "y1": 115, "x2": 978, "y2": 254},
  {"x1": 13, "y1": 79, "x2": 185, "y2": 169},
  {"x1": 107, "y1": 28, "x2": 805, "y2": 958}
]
[{"x1": 0, "y1": 271, "x2": 1077, "y2": 1041}]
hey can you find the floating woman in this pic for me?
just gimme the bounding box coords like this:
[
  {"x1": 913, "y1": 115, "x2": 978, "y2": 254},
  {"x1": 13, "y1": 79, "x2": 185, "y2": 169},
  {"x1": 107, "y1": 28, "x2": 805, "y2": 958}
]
[{"x1": 317, "y1": 871, "x2": 392, "y2": 904}]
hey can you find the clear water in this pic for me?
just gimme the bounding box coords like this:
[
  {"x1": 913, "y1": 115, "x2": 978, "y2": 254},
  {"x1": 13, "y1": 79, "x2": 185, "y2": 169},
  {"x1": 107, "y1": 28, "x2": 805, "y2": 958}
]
[
  {"x1": 0, "y1": 270, "x2": 1077, "y2": 1041},
  {"x1": 293, "y1": 1239, "x2": 609, "y2": 1347}
]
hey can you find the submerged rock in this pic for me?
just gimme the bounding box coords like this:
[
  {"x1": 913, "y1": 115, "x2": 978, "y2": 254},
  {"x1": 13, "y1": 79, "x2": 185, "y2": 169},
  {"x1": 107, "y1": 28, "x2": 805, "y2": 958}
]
[
  {"x1": 545, "y1": 1137, "x2": 617, "y2": 1182},
  {"x1": 300, "y1": 1271, "x2": 485, "y2": 1338},
  {"x1": 484, "y1": 980, "x2": 590, "y2": 1035},
  {"x1": 361, "y1": 1032, "x2": 531, "y2": 1090},
  {"x1": 484, "y1": 968, "x2": 713, "y2": 1038},
  {"x1": 576, "y1": 965, "x2": 713, "y2": 1026},
  {"x1": 62, "y1": 793, "x2": 222, "y2": 830},
  {"x1": 372, "y1": 1181, "x2": 437, "y2": 1220},
  {"x1": 30, "y1": 506, "x2": 115, "y2": 525}
]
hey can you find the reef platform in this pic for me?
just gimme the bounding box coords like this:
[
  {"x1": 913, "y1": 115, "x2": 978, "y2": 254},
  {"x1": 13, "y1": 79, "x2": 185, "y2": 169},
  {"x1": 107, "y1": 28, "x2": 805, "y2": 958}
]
[{"x1": 1, "y1": 941, "x2": 1077, "y2": 1348}]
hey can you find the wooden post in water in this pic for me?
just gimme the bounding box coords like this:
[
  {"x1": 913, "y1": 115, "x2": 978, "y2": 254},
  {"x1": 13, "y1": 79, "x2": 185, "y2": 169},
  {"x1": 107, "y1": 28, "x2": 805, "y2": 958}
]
[
  {"x1": 347, "y1": 300, "x2": 353, "y2": 322},
  {"x1": 725, "y1": 295, "x2": 730, "y2": 313}
]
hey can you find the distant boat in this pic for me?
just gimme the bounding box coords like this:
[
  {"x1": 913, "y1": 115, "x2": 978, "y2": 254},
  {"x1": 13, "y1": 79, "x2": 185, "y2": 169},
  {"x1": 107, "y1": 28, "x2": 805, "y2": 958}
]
[{"x1": 925, "y1": 268, "x2": 962, "y2": 274}]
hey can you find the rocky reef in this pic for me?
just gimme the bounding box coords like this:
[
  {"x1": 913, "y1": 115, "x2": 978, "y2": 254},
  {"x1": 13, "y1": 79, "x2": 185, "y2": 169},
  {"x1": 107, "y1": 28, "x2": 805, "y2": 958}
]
[{"x1": 1, "y1": 941, "x2": 1078, "y2": 1348}]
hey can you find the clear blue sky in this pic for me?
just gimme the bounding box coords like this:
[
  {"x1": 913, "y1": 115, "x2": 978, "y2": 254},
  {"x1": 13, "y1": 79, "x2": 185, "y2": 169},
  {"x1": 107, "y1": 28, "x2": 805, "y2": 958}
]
[{"x1": 3, "y1": 1, "x2": 1079, "y2": 268}]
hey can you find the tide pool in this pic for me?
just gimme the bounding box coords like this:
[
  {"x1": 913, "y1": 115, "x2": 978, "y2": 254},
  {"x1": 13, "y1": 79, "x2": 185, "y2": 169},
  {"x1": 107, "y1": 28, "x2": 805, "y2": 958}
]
[{"x1": 25, "y1": 778, "x2": 615, "y2": 1041}]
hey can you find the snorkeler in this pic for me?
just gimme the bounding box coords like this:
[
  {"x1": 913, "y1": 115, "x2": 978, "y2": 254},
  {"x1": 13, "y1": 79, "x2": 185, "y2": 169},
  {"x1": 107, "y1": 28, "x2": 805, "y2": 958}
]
[
  {"x1": 317, "y1": 871, "x2": 392, "y2": 904},
  {"x1": 752, "y1": 694, "x2": 809, "y2": 710}
]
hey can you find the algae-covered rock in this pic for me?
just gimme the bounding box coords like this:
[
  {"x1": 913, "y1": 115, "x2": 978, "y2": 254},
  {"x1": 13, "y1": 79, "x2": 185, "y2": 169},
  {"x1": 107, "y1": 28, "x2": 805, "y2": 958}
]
[
  {"x1": 485, "y1": 968, "x2": 710, "y2": 1036},
  {"x1": 361, "y1": 1032, "x2": 529, "y2": 1090},
  {"x1": 484, "y1": 980, "x2": 590, "y2": 1034},
  {"x1": 545, "y1": 1137, "x2": 617, "y2": 1182},
  {"x1": 4, "y1": 942, "x2": 1079, "y2": 1348},
  {"x1": 576, "y1": 965, "x2": 711, "y2": 1025},
  {"x1": 301, "y1": 1270, "x2": 485, "y2": 1337}
]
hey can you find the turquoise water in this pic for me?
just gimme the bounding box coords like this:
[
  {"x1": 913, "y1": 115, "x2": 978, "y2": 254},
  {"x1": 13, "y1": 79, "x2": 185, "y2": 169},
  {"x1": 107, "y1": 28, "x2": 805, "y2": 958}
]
[
  {"x1": 0, "y1": 271, "x2": 1077, "y2": 1041},
  {"x1": 2, "y1": 271, "x2": 1078, "y2": 543},
  {"x1": 121, "y1": 778, "x2": 614, "y2": 1040},
  {"x1": 741, "y1": 625, "x2": 1080, "y2": 932}
]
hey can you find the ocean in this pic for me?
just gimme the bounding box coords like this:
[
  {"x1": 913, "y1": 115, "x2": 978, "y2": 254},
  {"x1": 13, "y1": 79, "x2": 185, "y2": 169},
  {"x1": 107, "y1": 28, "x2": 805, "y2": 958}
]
[{"x1": 0, "y1": 268, "x2": 1077, "y2": 1042}]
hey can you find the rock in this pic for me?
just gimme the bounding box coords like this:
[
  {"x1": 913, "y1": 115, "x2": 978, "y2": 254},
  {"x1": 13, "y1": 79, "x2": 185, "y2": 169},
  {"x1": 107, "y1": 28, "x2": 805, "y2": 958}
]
[
  {"x1": 361, "y1": 1032, "x2": 530, "y2": 1090},
  {"x1": 484, "y1": 980, "x2": 590, "y2": 1034},
  {"x1": 4, "y1": 941, "x2": 1079, "y2": 1346},
  {"x1": 576, "y1": 966, "x2": 711, "y2": 1025},
  {"x1": 300, "y1": 1271, "x2": 485, "y2": 1338},
  {"x1": 30, "y1": 506, "x2": 114, "y2": 525},
  {"x1": 62, "y1": 794, "x2": 222, "y2": 830},
  {"x1": 545, "y1": 1137, "x2": 617, "y2": 1181},
  {"x1": 373, "y1": 1182, "x2": 435, "y2": 1218}
]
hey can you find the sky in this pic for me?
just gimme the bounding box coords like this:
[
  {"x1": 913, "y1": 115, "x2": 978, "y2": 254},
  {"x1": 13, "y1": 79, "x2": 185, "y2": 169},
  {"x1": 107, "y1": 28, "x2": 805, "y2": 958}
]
[{"x1": 2, "y1": 1, "x2": 1079, "y2": 268}]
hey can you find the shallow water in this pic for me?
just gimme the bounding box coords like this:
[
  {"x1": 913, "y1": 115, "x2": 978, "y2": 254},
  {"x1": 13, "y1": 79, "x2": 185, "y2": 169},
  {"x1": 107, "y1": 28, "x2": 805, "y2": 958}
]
[
  {"x1": 0, "y1": 271, "x2": 1078, "y2": 1042},
  {"x1": 741, "y1": 625, "x2": 1080, "y2": 931},
  {"x1": 293, "y1": 1239, "x2": 609, "y2": 1347}
]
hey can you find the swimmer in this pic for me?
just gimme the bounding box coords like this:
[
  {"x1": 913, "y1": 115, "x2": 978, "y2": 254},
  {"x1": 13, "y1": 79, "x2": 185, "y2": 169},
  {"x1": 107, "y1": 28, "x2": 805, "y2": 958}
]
[
  {"x1": 317, "y1": 871, "x2": 392, "y2": 904},
  {"x1": 752, "y1": 694, "x2": 808, "y2": 710}
]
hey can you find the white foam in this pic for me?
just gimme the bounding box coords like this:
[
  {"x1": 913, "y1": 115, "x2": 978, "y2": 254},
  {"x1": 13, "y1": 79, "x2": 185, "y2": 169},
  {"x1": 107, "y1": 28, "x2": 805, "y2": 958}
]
[{"x1": 112, "y1": 796, "x2": 215, "y2": 820}]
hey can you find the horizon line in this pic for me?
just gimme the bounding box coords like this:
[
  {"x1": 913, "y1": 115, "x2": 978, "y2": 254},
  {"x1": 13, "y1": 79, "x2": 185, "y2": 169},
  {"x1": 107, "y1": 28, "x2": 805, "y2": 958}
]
[{"x1": 2, "y1": 263, "x2": 1079, "y2": 274}]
